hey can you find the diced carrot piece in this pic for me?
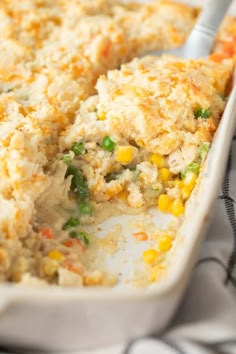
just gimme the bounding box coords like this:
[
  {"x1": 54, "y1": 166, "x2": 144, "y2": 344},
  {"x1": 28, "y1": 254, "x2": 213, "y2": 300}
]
[
  {"x1": 62, "y1": 239, "x2": 86, "y2": 251},
  {"x1": 133, "y1": 232, "x2": 148, "y2": 241},
  {"x1": 209, "y1": 117, "x2": 217, "y2": 131},
  {"x1": 221, "y1": 41, "x2": 235, "y2": 56},
  {"x1": 62, "y1": 239, "x2": 75, "y2": 247},
  {"x1": 102, "y1": 41, "x2": 111, "y2": 58},
  {"x1": 40, "y1": 228, "x2": 54, "y2": 239},
  {"x1": 64, "y1": 261, "x2": 84, "y2": 275},
  {"x1": 209, "y1": 52, "x2": 228, "y2": 63}
]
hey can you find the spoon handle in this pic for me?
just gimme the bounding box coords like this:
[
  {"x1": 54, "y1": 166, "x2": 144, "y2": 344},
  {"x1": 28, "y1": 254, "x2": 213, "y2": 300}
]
[
  {"x1": 197, "y1": 0, "x2": 232, "y2": 34},
  {"x1": 184, "y1": 0, "x2": 232, "y2": 59}
]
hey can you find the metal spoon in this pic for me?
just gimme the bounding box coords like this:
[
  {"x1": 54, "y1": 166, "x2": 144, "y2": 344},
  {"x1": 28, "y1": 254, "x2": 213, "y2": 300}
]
[{"x1": 151, "y1": 0, "x2": 232, "y2": 59}]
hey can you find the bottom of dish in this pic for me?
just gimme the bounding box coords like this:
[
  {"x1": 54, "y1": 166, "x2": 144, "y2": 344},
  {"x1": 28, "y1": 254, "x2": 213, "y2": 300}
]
[{"x1": 17, "y1": 206, "x2": 180, "y2": 289}]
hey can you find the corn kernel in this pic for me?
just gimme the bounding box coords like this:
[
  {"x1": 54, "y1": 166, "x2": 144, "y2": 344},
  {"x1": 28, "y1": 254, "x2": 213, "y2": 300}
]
[
  {"x1": 116, "y1": 146, "x2": 135, "y2": 165},
  {"x1": 182, "y1": 186, "x2": 192, "y2": 201},
  {"x1": 44, "y1": 259, "x2": 59, "y2": 276},
  {"x1": 158, "y1": 194, "x2": 172, "y2": 212},
  {"x1": 150, "y1": 153, "x2": 165, "y2": 167},
  {"x1": 175, "y1": 179, "x2": 184, "y2": 189},
  {"x1": 169, "y1": 199, "x2": 185, "y2": 217},
  {"x1": 158, "y1": 235, "x2": 173, "y2": 252},
  {"x1": 165, "y1": 180, "x2": 175, "y2": 188},
  {"x1": 83, "y1": 271, "x2": 103, "y2": 286},
  {"x1": 159, "y1": 168, "x2": 171, "y2": 181},
  {"x1": 143, "y1": 249, "x2": 159, "y2": 265},
  {"x1": 137, "y1": 139, "x2": 144, "y2": 147},
  {"x1": 118, "y1": 189, "x2": 128, "y2": 199},
  {"x1": 97, "y1": 112, "x2": 106, "y2": 120},
  {"x1": 48, "y1": 249, "x2": 65, "y2": 262},
  {"x1": 150, "y1": 265, "x2": 165, "y2": 282},
  {"x1": 184, "y1": 172, "x2": 197, "y2": 190}
]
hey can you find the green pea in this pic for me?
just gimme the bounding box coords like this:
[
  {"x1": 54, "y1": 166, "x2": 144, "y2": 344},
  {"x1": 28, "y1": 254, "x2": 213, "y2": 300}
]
[
  {"x1": 194, "y1": 107, "x2": 211, "y2": 119},
  {"x1": 181, "y1": 162, "x2": 200, "y2": 180},
  {"x1": 78, "y1": 202, "x2": 93, "y2": 216},
  {"x1": 199, "y1": 142, "x2": 211, "y2": 160},
  {"x1": 101, "y1": 136, "x2": 115, "y2": 152},
  {"x1": 71, "y1": 142, "x2": 85, "y2": 155},
  {"x1": 65, "y1": 165, "x2": 90, "y2": 200},
  {"x1": 69, "y1": 230, "x2": 90, "y2": 246},
  {"x1": 63, "y1": 216, "x2": 80, "y2": 230},
  {"x1": 61, "y1": 154, "x2": 73, "y2": 166},
  {"x1": 68, "y1": 230, "x2": 78, "y2": 239}
]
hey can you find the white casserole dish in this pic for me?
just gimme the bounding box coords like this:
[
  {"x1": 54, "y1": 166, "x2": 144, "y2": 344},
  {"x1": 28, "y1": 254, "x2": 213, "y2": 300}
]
[
  {"x1": 0, "y1": 1, "x2": 236, "y2": 351},
  {"x1": 0, "y1": 77, "x2": 235, "y2": 353}
]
